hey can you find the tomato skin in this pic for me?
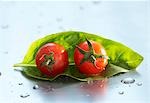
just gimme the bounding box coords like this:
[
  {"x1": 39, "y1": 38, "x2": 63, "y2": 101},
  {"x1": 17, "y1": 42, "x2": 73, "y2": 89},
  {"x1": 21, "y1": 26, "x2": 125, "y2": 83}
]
[
  {"x1": 35, "y1": 43, "x2": 69, "y2": 77},
  {"x1": 74, "y1": 41, "x2": 108, "y2": 76}
]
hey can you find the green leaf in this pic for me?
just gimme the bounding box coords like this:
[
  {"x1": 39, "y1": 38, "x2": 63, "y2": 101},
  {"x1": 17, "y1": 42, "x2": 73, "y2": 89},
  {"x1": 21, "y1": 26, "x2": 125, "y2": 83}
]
[
  {"x1": 14, "y1": 31, "x2": 143, "y2": 81},
  {"x1": 15, "y1": 63, "x2": 128, "y2": 81}
]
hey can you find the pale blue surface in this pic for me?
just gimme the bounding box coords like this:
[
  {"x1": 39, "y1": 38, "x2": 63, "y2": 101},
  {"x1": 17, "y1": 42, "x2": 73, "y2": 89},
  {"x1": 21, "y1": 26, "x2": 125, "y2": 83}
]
[{"x1": 0, "y1": 1, "x2": 149, "y2": 103}]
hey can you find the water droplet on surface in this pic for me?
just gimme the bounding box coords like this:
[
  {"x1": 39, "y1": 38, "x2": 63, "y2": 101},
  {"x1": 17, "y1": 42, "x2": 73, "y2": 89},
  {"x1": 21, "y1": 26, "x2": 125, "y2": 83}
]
[
  {"x1": 80, "y1": 84, "x2": 84, "y2": 88},
  {"x1": 1, "y1": 25, "x2": 9, "y2": 29},
  {"x1": 92, "y1": 1, "x2": 101, "y2": 5},
  {"x1": 33, "y1": 85, "x2": 39, "y2": 89},
  {"x1": 136, "y1": 82, "x2": 142, "y2": 86},
  {"x1": 80, "y1": 85, "x2": 83, "y2": 88},
  {"x1": 20, "y1": 94, "x2": 30, "y2": 98},
  {"x1": 37, "y1": 25, "x2": 42, "y2": 29},
  {"x1": 121, "y1": 78, "x2": 135, "y2": 84},
  {"x1": 58, "y1": 26, "x2": 65, "y2": 30},
  {"x1": 4, "y1": 51, "x2": 8, "y2": 54},
  {"x1": 79, "y1": 6, "x2": 84, "y2": 10},
  {"x1": 87, "y1": 78, "x2": 93, "y2": 84},
  {"x1": 18, "y1": 83, "x2": 23, "y2": 85},
  {"x1": 86, "y1": 94, "x2": 90, "y2": 97},
  {"x1": 56, "y1": 18, "x2": 63, "y2": 22},
  {"x1": 0, "y1": 72, "x2": 1, "y2": 76},
  {"x1": 118, "y1": 91, "x2": 124, "y2": 95}
]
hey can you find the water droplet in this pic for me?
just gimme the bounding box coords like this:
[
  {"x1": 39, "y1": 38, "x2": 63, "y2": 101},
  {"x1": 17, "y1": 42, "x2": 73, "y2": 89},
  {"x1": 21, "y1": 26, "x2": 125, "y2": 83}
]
[
  {"x1": 79, "y1": 6, "x2": 84, "y2": 10},
  {"x1": 121, "y1": 78, "x2": 135, "y2": 84},
  {"x1": 86, "y1": 94, "x2": 90, "y2": 97},
  {"x1": 18, "y1": 83, "x2": 23, "y2": 85},
  {"x1": 4, "y1": 51, "x2": 8, "y2": 54},
  {"x1": 0, "y1": 72, "x2": 1, "y2": 76},
  {"x1": 37, "y1": 25, "x2": 42, "y2": 29},
  {"x1": 1, "y1": 25, "x2": 9, "y2": 29},
  {"x1": 118, "y1": 91, "x2": 124, "y2": 95},
  {"x1": 56, "y1": 18, "x2": 63, "y2": 22},
  {"x1": 20, "y1": 94, "x2": 30, "y2": 98},
  {"x1": 87, "y1": 78, "x2": 93, "y2": 84},
  {"x1": 87, "y1": 80, "x2": 92, "y2": 84},
  {"x1": 92, "y1": 1, "x2": 101, "y2": 5},
  {"x1": 80, "y1": 84, "x2": 84, "y2": 88},
  {"x1": 33, "y1": 85, "x2": 39, "y2": 89},
  {"x1": 136, "y1": 82, "x2": 142, "y2": 86},
  {"x1": 58, "y1": 26, "x2": 65, "y2": 30}
]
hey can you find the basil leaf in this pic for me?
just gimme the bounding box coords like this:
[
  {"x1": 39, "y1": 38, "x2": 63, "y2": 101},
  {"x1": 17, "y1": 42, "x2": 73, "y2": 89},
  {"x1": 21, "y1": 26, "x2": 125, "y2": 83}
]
[
  {"x1": 17, "y1": 63, "x2": 128, "y2": 81},
  {"x1": 14, "y1": 31, "x2": 143, "y2": 81}
]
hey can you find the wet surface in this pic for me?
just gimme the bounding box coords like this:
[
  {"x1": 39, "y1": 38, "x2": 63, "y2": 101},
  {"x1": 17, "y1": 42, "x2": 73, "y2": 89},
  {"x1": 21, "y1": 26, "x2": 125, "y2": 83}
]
[{"x1": 0, "y1": 1, "x2": 149, "y2": 103}]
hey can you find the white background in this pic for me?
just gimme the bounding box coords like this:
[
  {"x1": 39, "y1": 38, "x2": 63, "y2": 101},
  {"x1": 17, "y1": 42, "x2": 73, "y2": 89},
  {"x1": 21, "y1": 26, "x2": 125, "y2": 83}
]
[{"x1": 0, "y1": 1, "x2": 149, "y2": 103}]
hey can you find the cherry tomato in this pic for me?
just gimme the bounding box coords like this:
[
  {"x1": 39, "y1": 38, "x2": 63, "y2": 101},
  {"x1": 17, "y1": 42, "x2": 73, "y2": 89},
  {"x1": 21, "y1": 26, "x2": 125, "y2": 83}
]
[
  {"x1": 74, "y1": 39, "x2": 108, "y2": 76},
  {"x1": 35, "y1": 43, "x2": 69, "y2": 77}
]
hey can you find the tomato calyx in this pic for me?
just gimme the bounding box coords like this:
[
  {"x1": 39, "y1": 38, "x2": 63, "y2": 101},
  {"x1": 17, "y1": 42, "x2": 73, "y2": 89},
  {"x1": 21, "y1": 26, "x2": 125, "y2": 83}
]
[
  {"x1": 41, "y1": 52, "x2": 55, "y2": 70},
  {"x1": 76, "y1": 39, "x2": 108, "y2": 66}
]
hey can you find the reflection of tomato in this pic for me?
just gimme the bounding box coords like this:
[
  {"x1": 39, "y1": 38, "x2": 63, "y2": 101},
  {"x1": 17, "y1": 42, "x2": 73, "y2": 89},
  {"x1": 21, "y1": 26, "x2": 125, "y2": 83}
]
[
  {"x1": 35, "y1": 43, "x2": 69, "y2": 77},
  {"x1": 74, "y1": 39, "x2": 108, "y2": 76},
  {"x1": 80, "y1": 79, "x2": 108, "y2": 96}
]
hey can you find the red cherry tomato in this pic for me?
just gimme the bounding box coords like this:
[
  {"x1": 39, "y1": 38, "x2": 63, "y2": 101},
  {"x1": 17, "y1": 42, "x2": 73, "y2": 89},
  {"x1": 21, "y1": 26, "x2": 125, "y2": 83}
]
[
  {"x1": 74, "y1": 40, "x2": 108, "y2": 76},
  {"x1": 35, "y1": 43, "x2": 69, "y2": 77}
]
